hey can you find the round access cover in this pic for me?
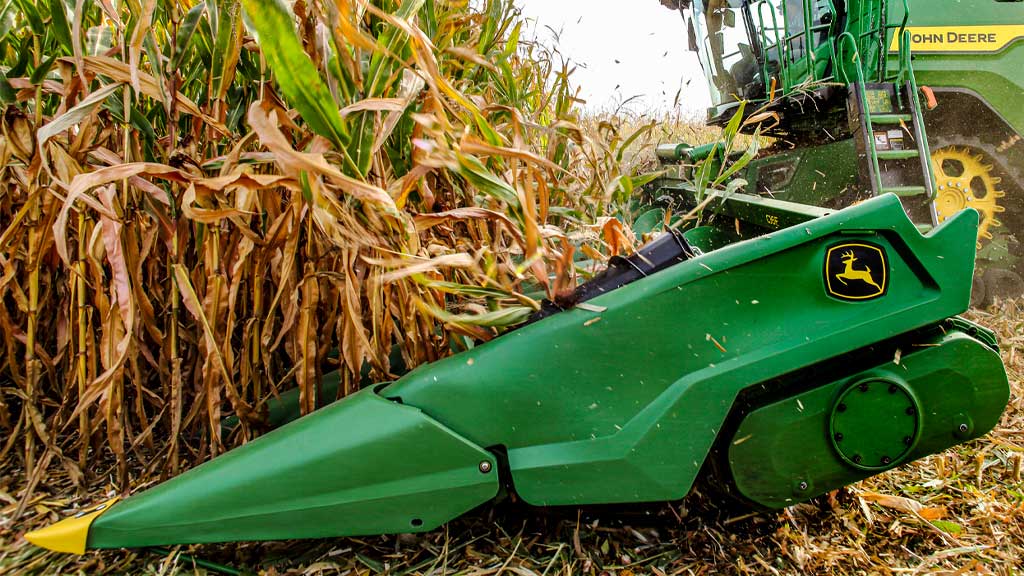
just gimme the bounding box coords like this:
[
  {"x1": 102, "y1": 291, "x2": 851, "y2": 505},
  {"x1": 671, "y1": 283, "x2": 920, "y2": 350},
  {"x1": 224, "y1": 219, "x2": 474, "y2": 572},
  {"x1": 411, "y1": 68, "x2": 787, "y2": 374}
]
[{"x1": 829, "y1": 378, "x2": 921, "y2": 471}]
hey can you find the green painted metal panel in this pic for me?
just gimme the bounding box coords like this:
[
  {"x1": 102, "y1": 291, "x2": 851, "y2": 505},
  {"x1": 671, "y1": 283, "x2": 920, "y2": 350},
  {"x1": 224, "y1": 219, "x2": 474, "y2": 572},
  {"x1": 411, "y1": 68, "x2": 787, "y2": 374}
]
[
  {"x1": 649, "y1": 181, "x2": 835, "y2": 230},
  {"x1": 385, "y1": 195, "x2": 982, "y2": 506},
  {"x1": 86, "y1": 386, "x2": 499, "y2": 548},
  {"x1": 739, "y1": 139, "x2": 860, "y2": 206},
  {"x1": 683, "y1": 225, "x2": 741, "y2": 253},
  {"x1": 891, "y1": 0, "x2": 1024, "y2": 133},
  {"x1": 915, "y1": 65, "x2": 1023, "y2": 132},
  {"x1": 729, "y1": 325, "x2": 1009, "y2": 508}
]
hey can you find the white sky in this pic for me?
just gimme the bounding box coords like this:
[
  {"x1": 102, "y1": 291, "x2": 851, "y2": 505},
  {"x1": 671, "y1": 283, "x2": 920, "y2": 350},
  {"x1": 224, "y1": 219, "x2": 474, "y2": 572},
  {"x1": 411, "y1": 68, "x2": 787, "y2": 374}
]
[{"x1": 515, "y1": 0, "x2": 711, "y2": 117}]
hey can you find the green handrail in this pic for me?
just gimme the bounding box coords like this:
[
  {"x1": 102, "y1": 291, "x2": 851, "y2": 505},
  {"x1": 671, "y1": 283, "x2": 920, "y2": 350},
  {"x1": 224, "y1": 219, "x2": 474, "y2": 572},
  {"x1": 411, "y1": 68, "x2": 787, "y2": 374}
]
[
  {"x1": 899, "y1": 27, "x2": 938, "y2": 202},
  {"x1": 735, "y1": 0, "x2": 920, "y2": 116},
  {"x1": 821, "y1": 0, "x2": 839, "y2": 82},
  {"x1": 836, "y1": 31, "x2": 885, "y2": 194},
  {"x1": 881, "y1": 0, "x2": 912, "y2": 82},
  {"x1": 768, "y1": 0, "x2": 842, "y2": 90},
  {"x1": 836, "y1": 27, "x2": 937, "y2": 204},
  {"x1": 754, "y1": 1, "x2": 787, "y2": 92}
]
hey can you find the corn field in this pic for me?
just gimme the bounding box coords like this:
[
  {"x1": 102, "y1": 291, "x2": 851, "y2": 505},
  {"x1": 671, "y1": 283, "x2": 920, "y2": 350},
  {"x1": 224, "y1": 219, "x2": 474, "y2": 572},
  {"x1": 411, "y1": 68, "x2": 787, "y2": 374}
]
[{"x1": 0, "y1": 0, "x2": 663, "y2": 506}]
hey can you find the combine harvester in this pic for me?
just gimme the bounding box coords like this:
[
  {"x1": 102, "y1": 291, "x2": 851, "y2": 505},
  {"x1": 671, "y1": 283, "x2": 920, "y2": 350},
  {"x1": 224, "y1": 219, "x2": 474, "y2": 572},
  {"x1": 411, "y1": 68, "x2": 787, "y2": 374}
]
[
  {"x1": 656, "y1": 0, "x2": 1024, "y2": 304},
  {"x1": 27, "y1": 0, "x2": 1012, "y2": 556}
]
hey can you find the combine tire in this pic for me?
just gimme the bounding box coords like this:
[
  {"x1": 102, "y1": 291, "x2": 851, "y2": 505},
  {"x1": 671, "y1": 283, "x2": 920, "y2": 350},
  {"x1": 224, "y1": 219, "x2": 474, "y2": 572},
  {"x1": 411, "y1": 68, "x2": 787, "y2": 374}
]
[{"x1": 928, "y1": 132, "x2": 1023, "y2": 301}]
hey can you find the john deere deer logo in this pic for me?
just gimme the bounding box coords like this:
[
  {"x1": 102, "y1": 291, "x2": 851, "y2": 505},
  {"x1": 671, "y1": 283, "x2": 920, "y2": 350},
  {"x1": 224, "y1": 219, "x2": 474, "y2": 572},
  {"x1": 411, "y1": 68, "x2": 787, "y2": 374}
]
[
  {"x1": 836, "y1": 251, "x2": 883, "y2": 290},
  {"x1": 824, "y1": 243, "x2": 888, "y2": 301}
]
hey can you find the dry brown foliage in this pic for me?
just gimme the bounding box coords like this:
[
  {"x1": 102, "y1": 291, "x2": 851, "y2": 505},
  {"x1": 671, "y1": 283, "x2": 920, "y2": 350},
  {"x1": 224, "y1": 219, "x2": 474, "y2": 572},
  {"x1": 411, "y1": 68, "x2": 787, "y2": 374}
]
[{"x1": 0, "y1": 0, "x2": 659, "y2": 504}]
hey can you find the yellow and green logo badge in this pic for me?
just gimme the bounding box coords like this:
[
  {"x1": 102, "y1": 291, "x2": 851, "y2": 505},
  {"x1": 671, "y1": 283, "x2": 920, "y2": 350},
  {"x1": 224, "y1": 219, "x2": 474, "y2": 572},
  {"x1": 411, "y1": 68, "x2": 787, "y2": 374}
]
[
  {"x1": 889, "y1": 25, "x2": 1024, "y2": 53},
  {"x1": 824, "y1": 242, "x2": 888, "y2": 301}
]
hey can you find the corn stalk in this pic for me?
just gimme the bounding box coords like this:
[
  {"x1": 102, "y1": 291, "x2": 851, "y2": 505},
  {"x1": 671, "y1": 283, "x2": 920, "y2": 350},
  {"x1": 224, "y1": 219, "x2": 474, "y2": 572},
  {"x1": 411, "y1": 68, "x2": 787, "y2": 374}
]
[{"x1": 0, "y1": 0, "x2": 655, "y2": 507}]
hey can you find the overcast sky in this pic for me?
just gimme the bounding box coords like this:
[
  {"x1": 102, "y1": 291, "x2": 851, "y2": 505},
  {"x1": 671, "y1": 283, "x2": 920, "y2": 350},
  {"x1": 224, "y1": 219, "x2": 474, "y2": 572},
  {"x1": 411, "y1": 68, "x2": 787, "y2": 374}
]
[{"x1": 515, "y1": 0, "x2": 711, "y2": 117}]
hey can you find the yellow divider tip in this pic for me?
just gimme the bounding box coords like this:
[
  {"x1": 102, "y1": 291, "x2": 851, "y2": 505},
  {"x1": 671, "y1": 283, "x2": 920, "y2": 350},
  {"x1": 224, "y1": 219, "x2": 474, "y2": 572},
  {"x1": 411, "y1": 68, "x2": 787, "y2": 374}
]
[{"x1": 24, "y1": 498, "x2": 119, "y2": 555}]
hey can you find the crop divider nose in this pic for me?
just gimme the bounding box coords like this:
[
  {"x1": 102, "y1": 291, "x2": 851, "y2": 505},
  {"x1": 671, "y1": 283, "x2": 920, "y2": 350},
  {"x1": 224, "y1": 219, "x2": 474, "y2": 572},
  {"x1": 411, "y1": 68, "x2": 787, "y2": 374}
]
[{"x1": 24, "y1": 498, "x2": 119, "y2": 554}]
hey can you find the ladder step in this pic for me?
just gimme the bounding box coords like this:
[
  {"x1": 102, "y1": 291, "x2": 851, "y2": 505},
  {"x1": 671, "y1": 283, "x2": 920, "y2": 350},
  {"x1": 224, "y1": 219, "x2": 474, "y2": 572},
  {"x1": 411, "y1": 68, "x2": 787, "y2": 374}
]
[
  {"x1": 876, "y1": 149, "x2": 920, "y2": 160},
  {"x1": 870, "y1": 113, "x2": 913, "y2": 125},
  {"x1": 881, "y1": 185, "x2": 930, "y2": 197}
]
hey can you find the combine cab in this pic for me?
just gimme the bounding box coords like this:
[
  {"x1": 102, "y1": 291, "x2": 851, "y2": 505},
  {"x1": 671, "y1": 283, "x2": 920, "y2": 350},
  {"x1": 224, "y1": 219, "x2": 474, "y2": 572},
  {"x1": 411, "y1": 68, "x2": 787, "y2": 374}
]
[{"x1": 655, "y1": 0, "x2": 1024, "y2": 304}]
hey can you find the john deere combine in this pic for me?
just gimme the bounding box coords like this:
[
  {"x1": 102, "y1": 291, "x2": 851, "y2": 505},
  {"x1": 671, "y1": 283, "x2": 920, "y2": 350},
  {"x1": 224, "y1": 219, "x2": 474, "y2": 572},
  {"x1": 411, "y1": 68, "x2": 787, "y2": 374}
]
[
  {"x1": 25, "y1": 0, "x2": 1013, "y2": 557},
  {"x1": 655, "y1": 0, "x2": 1024, "y2": 304}
]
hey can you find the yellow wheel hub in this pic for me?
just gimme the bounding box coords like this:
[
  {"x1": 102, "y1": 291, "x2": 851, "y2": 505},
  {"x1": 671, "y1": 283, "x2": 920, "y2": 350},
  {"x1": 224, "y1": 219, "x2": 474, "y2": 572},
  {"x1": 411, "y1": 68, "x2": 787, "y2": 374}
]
[{"x1": 931, "y1": 146, "x2": 1007, "y2": 247}]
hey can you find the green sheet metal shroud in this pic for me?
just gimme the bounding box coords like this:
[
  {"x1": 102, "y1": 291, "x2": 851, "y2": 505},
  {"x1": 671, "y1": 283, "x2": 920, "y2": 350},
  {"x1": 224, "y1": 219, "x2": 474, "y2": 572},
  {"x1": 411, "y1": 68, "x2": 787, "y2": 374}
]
[
  {"x1": 26, "y1": 194, "x2": 1010, "y2": 551},
  {"x1": 384, "y1": 194, "x2": 999, "y2": 505},
  {"x1": 86, "y1": 387, "x2": 499, "y2": 548}
]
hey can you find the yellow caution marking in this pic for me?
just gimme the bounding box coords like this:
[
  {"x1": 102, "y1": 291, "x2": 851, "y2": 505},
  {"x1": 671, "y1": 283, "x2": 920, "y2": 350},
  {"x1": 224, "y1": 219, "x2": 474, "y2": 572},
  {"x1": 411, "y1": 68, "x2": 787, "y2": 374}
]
[{"x1": 24, "y1": 498, "x2": 118, "y2": 554}]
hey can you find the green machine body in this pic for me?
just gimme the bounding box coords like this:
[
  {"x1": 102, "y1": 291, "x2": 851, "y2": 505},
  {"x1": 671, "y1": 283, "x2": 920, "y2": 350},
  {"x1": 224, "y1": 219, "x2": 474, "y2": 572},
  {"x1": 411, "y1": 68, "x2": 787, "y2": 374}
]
[{"x1": 27, "y1": 194, "x2": 1010, "y2": 552}]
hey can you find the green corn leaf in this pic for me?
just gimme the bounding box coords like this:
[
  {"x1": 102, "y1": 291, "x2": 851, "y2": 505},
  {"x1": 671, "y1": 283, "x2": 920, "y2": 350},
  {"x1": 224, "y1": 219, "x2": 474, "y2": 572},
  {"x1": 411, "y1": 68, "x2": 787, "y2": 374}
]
[
  {"x1": 325, "y1": 53, "x2": 353, "y2": 110},
  {"x1": 172, "y1": 2, "x2": 207, "y2": 70},
  {"x1": 0, "y1": 0, "x2": 16, "y2": 44},
  {"x1": 496, "y1": 59, "x2": 517, "y2": 102},
  {"x1": 299, "y1": 171, "x2": 313, "y2": 203},
  {"x1": 417, "y1": 278, "x2": 521, "y2": 300},
  {"x1": 8, "y1": 37, "x2": 29, "y2": 76},
  {"x1": 129, "y1": 106, "x2": 158, "y2": 147},
  {"x1": 348, "y1": 0, "x2": 425, "y2": 176},
  {"x1": 418, "y1": 0, "x2": 437, "y2": 36},
  {"x1": 363, "y1": 0, "x2": 425, "y2": 98},
  {"x1": 143, "y1": 33, "x2": 167, "y2": 106},
  {"x1": 722, "y1": 177, "x2": 747, "y2": 198},
  {"x1": 471, "y1": 111, "x2": 504, "y2": 147},
  {"x1": 427, "y1": 303, "x2": 533, "y2": 328},
  {"x1": 930, "y1": 520, "x2": 964, "y2": 535},
  {"x1": 456, "y1": 152, "x2": 520, "y2": 207},
  {"x1": 242, "y1": 0, "x2": 351, "y2": 151},
  {"x1": 29, "y1": 54, "x2": 58, "y2": 84},
  {"x1": 712, "y1": 127, "x2": 761, "y2": 187},
  {"x1": 633, "y1": 171, "x2": 665, "y2": 189},
  {"x1": 212, "y1": 0, "x2": 242, "y2": 99},
  {"x1": 616, "y1": 122, "x2": 656, "y2": 164},
  {"x1": 719, "y1": 100, "x2": 747, "y2": 159},
  {"x1": 14, "y1": 0, "x2": 43, "y2": 36},
  {"x1": 48, "y1": 0, "x2": 73, "y2": 53},
  {"x1": 501, "y1": 21, "x2": 521, "y2": 59},
  {"x1": 619, "y1": 174, "x2": 634, "y2": 202},
  {"x1": 0, "y1": 69, "x2": 16, "y2": 104},
  {"x1": 477, "y1": 0, "x2": 498, "y2": 53},
  {"x1": 39, "y1": 82, "x2": 121, "y2": 153},
  {"x1": 692, "y1": 142, "x2": 719, "y2": 204},
  {"x1": 355, "y1": 553, "x2": 384, "y2": 573}
]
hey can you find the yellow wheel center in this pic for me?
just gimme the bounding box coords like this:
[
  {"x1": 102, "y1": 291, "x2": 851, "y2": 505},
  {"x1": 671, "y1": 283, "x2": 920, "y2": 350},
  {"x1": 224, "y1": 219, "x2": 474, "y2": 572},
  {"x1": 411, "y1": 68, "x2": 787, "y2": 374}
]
[
  {"x1": 931, "y1": 146, "x2": 1007, "y2": 246},
  {"x1": 937, "y1": 187, "x2": 967, "y2": 214}
]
